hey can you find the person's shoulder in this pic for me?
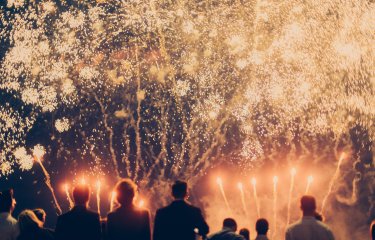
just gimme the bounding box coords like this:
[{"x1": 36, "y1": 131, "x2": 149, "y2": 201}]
[
  {"x1": 316, "y1": 220, "x2": 333, "y2": 232},
  {"x1": 286, "y1": 219, "x2": 303, "y2": 232},
  {"x1": 85, "y1": 209, "x2": 100, "y2": 218}
]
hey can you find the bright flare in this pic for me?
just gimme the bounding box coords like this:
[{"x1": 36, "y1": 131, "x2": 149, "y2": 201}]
[
  {"x1": 286, "y1": 168, "x2": 296, "y2": 227},
  {"x1": 305, "y1": 175, "x2": 314, "y2": 194},
  {"x1": 252, "y1": 178, "x2": 260, "y2": 218}
]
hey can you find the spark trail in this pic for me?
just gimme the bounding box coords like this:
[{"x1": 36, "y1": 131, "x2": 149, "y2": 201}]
[
  {"x1": 286, "y1": 168, "x2": 296, "y2": 227},
  {"x1": 33, "y1": 145, "x2": 62, "y2": 215},
  {"x1": 252, "y1": 178, "x2": 260, "y2": 218},
  {"x1": 64, "y1": 184, "x2": 74, "y2": 209},
  {"x1": 237, "y1": 182, "x2": 248, "y2": 217},
  {"x1": 272, "y1": 176, "x2": 278, "y2": 239},
  {"x1": 321, "y1": 153, "x2": 346, "y2": 214},
  {"x1": 96, "y1": 180, "x2": 102, "y2": 217},
  {"x1": 216, "y1": 177, "x2": 231, "y2": 213},
  {"x1": 305, "y1": 176, "x2": 313, "y2": 194}
]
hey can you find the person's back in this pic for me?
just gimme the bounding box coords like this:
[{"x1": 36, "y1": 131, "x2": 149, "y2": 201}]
[
  {"x1": 107, "y1": 179, "x2": 151, "y2": 240},
  {"x1": 0, "y1": 189, "x2": 19, "y2": 240},
  {"x1": 55, "y1": 184, "x2": 101, "y2": 240},
  {"x1": 153, "y1": 181, "x2": 209, "y2": 240},
  {"x1": 208, "y1": 218, "x2": 244, "y2": 240},
  {"x1": 17, "y1": 210, "x2": 54, "y2": 240},
  {"x1": 286, "y1": 196, "x2": 334, "y2": 240}
]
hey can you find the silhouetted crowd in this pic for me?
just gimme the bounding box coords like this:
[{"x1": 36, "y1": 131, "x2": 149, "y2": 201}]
[{"x1": 1, "y1": 180, "x2": 374, "y2": 240}]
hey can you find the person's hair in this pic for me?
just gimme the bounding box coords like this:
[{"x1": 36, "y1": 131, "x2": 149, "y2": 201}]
[
  {"x1": 172, "y1": 180, "x2": 187, "y2": 199},
  {"x1": 115, "y1": 178, "x2": 137, "y2": 206},
  {"x1": 300, "y1": 195, "x2": 316, "y2": 213},
  {"x1": 256, "y1": 218, "x2": 269, "y2": 235},
  {"x1": 0, "y1": 189, "x2": 14, "y2": 213},
  {"x1": 18, "y1": 210, "x2": 43, "y2": 233},
  {"x1": 223, "y1": 218, "x2": 237, "y2": 231},
  {"x1": 239, "y1": 228, "x2": 250, "y2": 240},
  {"x1": 72, "y1": 184, "x2": 90, "y2": 205},
  {"x1": 33, "y1": 208, "x2": 46, "y2": 223},
  {"x1": 314, "y1": 211, "x2": 323, "y2": 221},
  {"x1": 371, "y1": 220, "x2": 375, "y2": 240}
]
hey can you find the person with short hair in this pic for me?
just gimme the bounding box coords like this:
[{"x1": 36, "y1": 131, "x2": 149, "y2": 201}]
[
  {"x1": 55, "y1": 184, "x2": 101, "y2": 240},
  {"x1": 255, "y1": 218, "x2": 269, "y2": 240},
  {"x1": 239, "y1": 228, "x2": 250, "y2": 240},
  {"x1": 153, "y1": 180, "x2": 209, "y2": 240},
  {"x1": 106, "y1": 178, "x2": 151, "y2": 240},
  {"x1": 285, "y1": 195, "x2": 335, "y2": 240},
  {"x1": 371, "y1": 220, "x2": 375, "y2": 240},
  {"x1": 17, "y1": 210, "x2": 54, "y2": 240},
  {"x1": 0, "y1": 189, "x2": 19, "y2": 240},
  {"x1": 207, "y1": 218, "x2": 245, "y2": 240}
]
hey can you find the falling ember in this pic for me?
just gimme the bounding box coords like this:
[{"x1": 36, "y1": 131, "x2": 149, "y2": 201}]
[
  {"x1": 216, "y1": 177, "x2": 231, "y2": 213},
  {"x1": 272, "y1": 176, "x2": 279, "y2": 238},
  {"x1": 32, "y1": 145, "x2": 62, "y2": 215},
  {"x1": 110, "y1": 191, "x2": 117, "y2": 212},
  {"x1": 321, "y1": 153, "x2": 346, "y2": 214},
  {"x1": 96, "y1": 180, "x2": 101, "y2": 217},
  {"x1": 237, "y1": 182, "x2": 248, "y2": 217},
  {"x1": 286, "y1": 168, "x2": 296, "y2": 227},
  {"x1": 252, "y1": 178, "x2": 260, "y2": 218},
  {"x1": 305, "y1": 175, "x2": 314, "y2": 194},
  {"x1": 63, "y1": 184, "x2": 74, "y2": 209}
]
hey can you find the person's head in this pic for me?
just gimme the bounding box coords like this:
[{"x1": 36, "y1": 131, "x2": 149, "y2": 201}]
[
  {"x1": 314, "y1": 211, "x2": 323, "y2": 221},
  {"x1": 172, "y1": 180, "x2": 188, "y2": 200},
  {"x1": 0, "y1": 189, "x2": 16, "y2": 213},
  {"x1": 300, "y1": 195, "x2": 316, "y2": 216},
  {"x1": 223, "y1": 218, "x2": 237, "y2": 232},
  {"x1": 18, "y1": 210, "x2": 43, "y2": 233},
  {"x1": 371, "y1": 220, "x2": 375, "y2": 240},
  {"x1": 239, "y1": 228, "x2": 250, "y2": 240},
  {"x1": 256, "y1": 218, "x2": 269, "y2": 235},
  {"x1": 72, "y1": 184, "x2": 90, "y2": 206},
  {"x1": 115, "y1": 178, "x2": 137, "y2": 206},
  {"x1": 33, "y1": 208, "x2": 46, "y2": 225}
]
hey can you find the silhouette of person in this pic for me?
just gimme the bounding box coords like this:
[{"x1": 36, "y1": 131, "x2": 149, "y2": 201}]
[
  {"x1": 17, "y1": 210, "x2": 54, "y2": 240},
  {"x1": 0, "y1": 189, "x2": 19, "y2": 240},
  {"x1": 153, "y1": 180, "x2": 209, "y2": 240},
  {"x1": 107, "y1": 178, "x2": 151, "y2": 240},
  {"x1": 371, "y1": 220, "x2": 375, "y2": 240},
  {"x1": 255, "y1": 218, "x2": 269, "y2": 240},
  {"x1": 286, "y1": 195, "x2": 335, "y2": 240},
  {"x1": 239, "y1": 228, "x2": 250, "y2": 240},
  {"x1": 55, "y1": 184, "x2": 101, "y2": 240},
  {"x1": 208, "y1": 218, "x2": 245, "y2": 240},
  {"x1": 33, "y1": 209, "x2": 54, "y2": 235}
]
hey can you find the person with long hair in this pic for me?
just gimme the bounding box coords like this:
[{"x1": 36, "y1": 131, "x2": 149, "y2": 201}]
[
  {"x1": 107, "y1": 178, "x2": 151, "y2": 240},
  {"x1": 17, "y1": 210, "x2": 54, "y2": 240}
]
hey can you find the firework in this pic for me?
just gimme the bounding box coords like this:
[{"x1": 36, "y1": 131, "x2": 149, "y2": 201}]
[
  {"x1": 63, "y1": 183, "x2": 74, "y2": 209},
  {"x1": 96, "y1": 180, "x2": 102, "y2": 217},
  {"x1": 216, "y1": 177, "x2": 231, "y2": 213},
  {"x1": 286, "y1": 168, "x2": 296, "y2": 227},
  {"x1": 272, "y1": 176, "x2": 278, "y2": 239},
  {"x1": 237, "y1": 182, "x2": 248, "y2": 217},
  {"x1": 321, "y1": 153, "x2": 346, "y2": 214},
  {"x1": 305, "y1": 175, "x2": 314, "y2": 194},
  {"x1": 110, "y1": 191, "x2": 117, "y2": 212},
  {"x1": 33, "y1": 145, "x2": 62, "y2": 215},
  {"x1": 251, "y1": 178, "x2": 260, "y2": 218}
]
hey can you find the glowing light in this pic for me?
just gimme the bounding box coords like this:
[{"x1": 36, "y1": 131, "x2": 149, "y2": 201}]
[
  {"x1": 63, "y1": 183, "x2": 74, "y2": 209},
  {"x1": 110, "y1": 191, "x2": 117, "y2": 212},
  {"x1": 216, "y1": 177, "x2": 231, "y2": 214},
  {"x1": 32, "y1": 145, "x2": 46, "y2": 161},
  {"x1": 138, "y1": 199, "x2": 145, "y2": 208},
  {"x1": 273, "y1": 176, "x2": 278, "y2": 239},
  {"x1": 96, "y1": 180, "x2": 102, "y2": 217}
]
